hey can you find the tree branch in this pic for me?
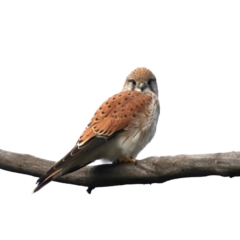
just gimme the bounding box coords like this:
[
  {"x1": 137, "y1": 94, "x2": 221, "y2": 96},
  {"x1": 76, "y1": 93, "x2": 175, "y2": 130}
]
[{"x1": 0, "y1": 149, "x2": 240, "y2": 193}]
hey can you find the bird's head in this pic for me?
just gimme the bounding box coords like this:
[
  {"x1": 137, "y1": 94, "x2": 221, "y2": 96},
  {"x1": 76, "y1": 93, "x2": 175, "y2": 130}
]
[{"x1": 122, "y1": 67, "x2": 158, "y2": 96}]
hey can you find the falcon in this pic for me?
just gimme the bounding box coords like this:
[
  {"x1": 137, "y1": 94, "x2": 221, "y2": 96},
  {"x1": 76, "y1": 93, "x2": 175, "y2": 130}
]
[{"x1": 33, "y1": 67, "x2": 160, "y2": 193}]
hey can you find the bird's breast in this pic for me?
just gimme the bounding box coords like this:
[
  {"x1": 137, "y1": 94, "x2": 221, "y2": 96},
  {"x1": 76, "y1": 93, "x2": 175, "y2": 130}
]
[{"x1": 98, "y1": 94, "x2": 160, "y2": 161}]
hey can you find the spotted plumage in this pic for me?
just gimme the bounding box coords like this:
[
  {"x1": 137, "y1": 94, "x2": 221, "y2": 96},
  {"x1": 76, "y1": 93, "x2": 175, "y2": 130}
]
[{"x1": 33, "y1": 67, "x2": 160, "y2": 193}]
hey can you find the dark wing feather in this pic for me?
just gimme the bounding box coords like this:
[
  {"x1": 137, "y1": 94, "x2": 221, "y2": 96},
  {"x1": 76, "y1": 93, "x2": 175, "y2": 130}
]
[{"x1": 33, "y1": 130, "x2": 123, "y2": 193}]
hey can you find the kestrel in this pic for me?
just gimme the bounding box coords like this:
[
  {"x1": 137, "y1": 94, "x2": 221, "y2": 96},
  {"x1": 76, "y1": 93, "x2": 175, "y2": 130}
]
[{"x1": 33, "y1": 67, "x2": 160, "y2": 193}]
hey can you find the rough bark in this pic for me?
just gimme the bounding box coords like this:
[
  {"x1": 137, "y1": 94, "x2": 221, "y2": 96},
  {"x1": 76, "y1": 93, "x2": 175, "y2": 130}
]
[{"x1": 0, "y1": 149, "x2": 239, "y2": 193}]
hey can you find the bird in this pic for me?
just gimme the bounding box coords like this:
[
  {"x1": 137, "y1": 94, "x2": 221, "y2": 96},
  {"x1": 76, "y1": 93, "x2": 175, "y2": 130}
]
[{"x1": 33, "y1": 67, "x2": 160, "y2": 193}]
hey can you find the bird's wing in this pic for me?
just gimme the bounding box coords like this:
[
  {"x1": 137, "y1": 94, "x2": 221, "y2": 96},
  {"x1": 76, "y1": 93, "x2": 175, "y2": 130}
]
[{"x1": 33, "y1": 91, "x2": 153, "y2": 193}]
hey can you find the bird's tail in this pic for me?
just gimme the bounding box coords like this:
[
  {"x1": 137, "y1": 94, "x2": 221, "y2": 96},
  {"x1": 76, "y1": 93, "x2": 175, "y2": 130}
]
[
  {"x1": 33, "y1": 144, "x2": 95, "y2": 193},
  {"x1": 33, "y1": 168, "x2": 62, "y2": 193}
]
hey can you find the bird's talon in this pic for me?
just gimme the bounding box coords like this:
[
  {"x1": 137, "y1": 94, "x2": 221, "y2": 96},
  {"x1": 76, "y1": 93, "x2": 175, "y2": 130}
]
[{"x1": 118, "y1": 157, "x2": 137, "y2": 164}]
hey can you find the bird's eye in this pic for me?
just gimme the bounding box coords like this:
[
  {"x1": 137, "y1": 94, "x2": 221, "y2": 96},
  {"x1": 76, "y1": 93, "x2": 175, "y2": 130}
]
[
  {"x1": 148, "y1": 78, "x2": 155, "y2": 85},
  {"x1": 128, "y1": 79, "x2": 136, "y2": 85}
]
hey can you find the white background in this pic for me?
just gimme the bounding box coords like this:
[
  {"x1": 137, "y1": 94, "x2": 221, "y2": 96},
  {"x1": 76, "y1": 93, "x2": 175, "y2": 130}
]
[{"x1": 1, "y1": 1, "x2": 240, "y2": 239}]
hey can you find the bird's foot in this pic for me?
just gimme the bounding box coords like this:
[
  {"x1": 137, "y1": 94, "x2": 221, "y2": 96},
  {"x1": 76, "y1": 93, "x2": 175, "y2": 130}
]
[{"x1": 118, "y1": 157, "x2": 137, "y2": 164}]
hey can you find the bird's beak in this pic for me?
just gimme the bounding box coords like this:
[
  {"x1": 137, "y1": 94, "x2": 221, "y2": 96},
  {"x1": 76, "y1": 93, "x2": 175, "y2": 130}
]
[{"x1": 138, "y1": 82, "x2": 147, "y2": 92}]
